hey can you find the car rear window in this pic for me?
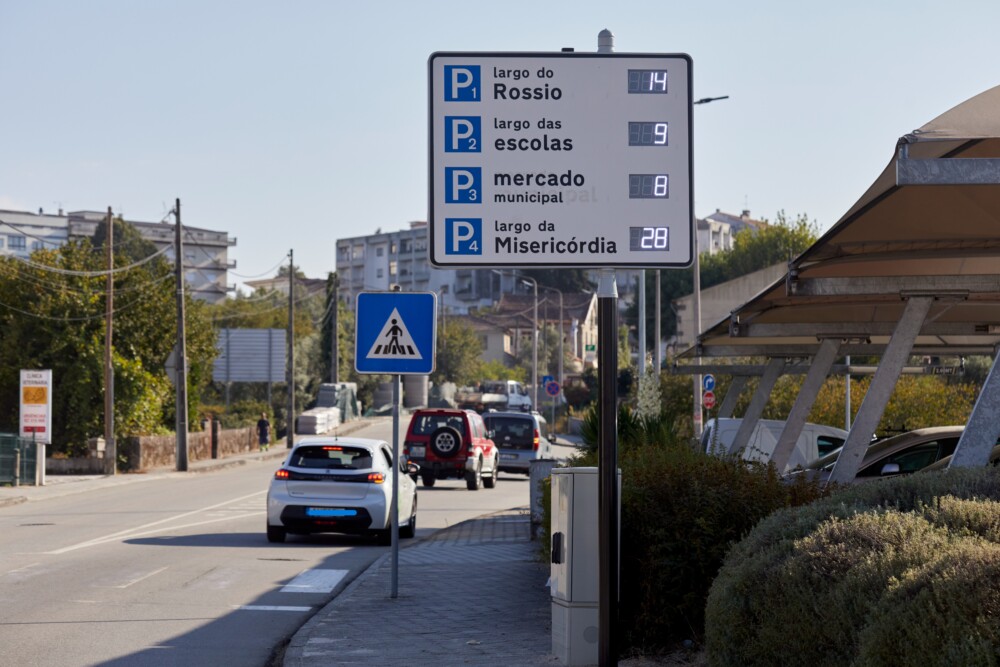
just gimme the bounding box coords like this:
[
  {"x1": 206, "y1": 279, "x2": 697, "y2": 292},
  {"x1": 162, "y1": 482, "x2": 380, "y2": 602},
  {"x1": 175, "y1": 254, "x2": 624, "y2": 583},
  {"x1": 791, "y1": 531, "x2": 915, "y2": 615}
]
[
  {"x1": 410, "y1": 414, "x2": 466, "y2": 436},
  {"x1": 290, "y1": 445, "x2": 373, "y2": 469},
  {"x1": 484, "y1": 416, "x2": 535, "y2": 447}
]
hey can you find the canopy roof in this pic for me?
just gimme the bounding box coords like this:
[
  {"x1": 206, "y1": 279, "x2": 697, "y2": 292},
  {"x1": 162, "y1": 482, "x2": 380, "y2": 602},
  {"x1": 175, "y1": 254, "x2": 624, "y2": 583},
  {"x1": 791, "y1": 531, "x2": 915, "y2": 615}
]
[{"x1": 688, "y1": 84, "x2": 1000, "y2": 359}]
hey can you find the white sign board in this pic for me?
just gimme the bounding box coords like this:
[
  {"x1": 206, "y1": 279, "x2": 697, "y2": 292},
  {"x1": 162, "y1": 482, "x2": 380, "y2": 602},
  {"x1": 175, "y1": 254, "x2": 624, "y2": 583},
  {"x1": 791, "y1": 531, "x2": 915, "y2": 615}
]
[
  {"x1": 429, "y1": 52, "x2": 693, "y2": 268},
  {"x1": 20, "y1": 369, "x2": 52, "y2": 444}
]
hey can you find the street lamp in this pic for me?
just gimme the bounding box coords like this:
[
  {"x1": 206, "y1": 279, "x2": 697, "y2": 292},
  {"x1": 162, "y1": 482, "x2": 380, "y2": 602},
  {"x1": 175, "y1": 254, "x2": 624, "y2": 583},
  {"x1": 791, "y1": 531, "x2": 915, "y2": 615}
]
[
  {"x1": 538, "y1": 284, "x2": 564, "y2": 391},
  {"x1": 690, "y1": 93, "x2": 730, "y2": 438},
  {"x1": 493, "y1": 270, "x2": 539, "y2": 410},
  {"x1": 520, "y1": 277, "x2": 539, "y2": 410}
]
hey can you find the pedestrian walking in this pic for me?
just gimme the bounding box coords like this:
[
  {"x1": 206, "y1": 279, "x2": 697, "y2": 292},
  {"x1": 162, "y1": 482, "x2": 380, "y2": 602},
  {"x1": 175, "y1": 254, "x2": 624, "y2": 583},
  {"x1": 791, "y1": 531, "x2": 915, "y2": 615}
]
[{"x1": 257, "y1": 412, "x2": 271, "y2": 451}]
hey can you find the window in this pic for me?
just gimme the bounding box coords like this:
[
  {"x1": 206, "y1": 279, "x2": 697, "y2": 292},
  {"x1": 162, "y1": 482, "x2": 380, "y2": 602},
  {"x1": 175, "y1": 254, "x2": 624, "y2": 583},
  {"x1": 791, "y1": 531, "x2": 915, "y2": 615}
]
[
  {"x1": 31, "y1": 240, "x2": 43, "y2": 251},
  {"x1": 389, "y1": 261, "x2": 396, "y2": 277},
  {"x1": 376, "y1": 247, "x2": 384, "y2": 257},
  {"x1": 8, "y1": 236, "x2": 25, "y2": 250},
  {"x1": 377, "y1": 268, "x2": 384, "y2": 279},
  {"x1": 0, "y1": 237, "x2": 4, "y2": 248}
]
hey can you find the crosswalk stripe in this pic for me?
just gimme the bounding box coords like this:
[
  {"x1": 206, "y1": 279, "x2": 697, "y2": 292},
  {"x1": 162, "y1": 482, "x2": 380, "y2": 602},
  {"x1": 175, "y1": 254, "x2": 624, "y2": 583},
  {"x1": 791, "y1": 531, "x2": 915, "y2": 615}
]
[
  {"x1": 280, "y1": 568, "x2": 349, "y2": 593},
  {"x1": 237, "y1": 605, "x2": 312, "y2": 612}
]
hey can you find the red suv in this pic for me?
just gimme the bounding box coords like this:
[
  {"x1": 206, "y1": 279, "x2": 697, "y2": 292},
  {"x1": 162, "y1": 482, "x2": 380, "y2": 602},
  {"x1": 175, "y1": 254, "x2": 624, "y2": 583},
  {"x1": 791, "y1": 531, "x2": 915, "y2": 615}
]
[{"x1": 404, "y1": 408, "x2": 500, "y2": 490}]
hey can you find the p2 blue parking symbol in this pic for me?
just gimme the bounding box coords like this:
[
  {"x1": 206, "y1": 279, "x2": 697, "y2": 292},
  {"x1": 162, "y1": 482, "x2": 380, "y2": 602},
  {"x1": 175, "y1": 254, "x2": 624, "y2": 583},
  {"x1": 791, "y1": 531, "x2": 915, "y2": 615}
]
[
  {"x1": 445, "y1": 219, "x2": 482, "y2": 255},
  {"x1": 445, "y1": 116, "x2": 481, "y2": 152},
  {"x1": 445, "y1": 167, "x2": 481, "y2": 203},
  {"x1": 444, "y1": 65, "x2": 480, "y2": 101}
]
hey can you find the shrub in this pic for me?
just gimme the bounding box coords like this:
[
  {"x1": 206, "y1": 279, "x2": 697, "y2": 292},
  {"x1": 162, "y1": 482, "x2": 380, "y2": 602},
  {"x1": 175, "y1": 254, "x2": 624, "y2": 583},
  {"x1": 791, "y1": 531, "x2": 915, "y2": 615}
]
[
  {"x1": 615, "y1": 444, "x2": 828, "y2": 652},
  {"x1": 705, "y1": 467, "x2": 1000, "y2": 667}
]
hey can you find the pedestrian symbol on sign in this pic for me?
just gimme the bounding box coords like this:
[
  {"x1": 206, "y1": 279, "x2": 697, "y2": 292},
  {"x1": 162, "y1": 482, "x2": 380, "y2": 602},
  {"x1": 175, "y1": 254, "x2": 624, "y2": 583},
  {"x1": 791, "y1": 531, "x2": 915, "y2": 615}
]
[{"x1": 366, "y1": 308, "x2": 423, "y2": 360}]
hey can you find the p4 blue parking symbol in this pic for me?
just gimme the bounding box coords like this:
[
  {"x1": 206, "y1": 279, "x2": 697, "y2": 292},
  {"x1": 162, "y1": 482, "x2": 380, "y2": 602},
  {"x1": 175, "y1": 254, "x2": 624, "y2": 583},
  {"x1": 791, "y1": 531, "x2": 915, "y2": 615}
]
[
  {"x1": 445, "y1": 218, "x2": 482, "y2": 255},
  {"x1": 444, "y1": 65, "x2": 480, "y2": 101},
  {"x1": 445, "y1": 167, "x2": 481, "y2": 203},
  {"x1": 355, "y1": 292, "x2": 437, "y2": 375},
  {"x1": 445, "y1": 116, "x2": 481, "y2": 152}
]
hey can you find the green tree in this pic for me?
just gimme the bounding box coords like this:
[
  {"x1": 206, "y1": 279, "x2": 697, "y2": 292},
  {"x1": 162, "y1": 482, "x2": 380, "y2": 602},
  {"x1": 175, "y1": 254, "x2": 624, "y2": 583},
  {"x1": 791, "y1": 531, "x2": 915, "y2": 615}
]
[
  {"x1": 638, "y1": 211, "x2": 819, "y2": 341},
  {"x1": 0, "y1": 219, "x2": 217, "y2": 454},
  {"x1": 432, "y1": 319, "x2": 483, "y2": 386}
]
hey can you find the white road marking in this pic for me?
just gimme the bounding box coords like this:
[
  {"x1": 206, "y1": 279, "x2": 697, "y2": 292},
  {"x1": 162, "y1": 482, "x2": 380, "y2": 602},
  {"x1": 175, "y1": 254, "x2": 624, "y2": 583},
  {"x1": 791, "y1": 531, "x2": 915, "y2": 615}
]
[
  {"x1": 237, "y1": 605, "x2": 313, "y2": 612},
  {"x1": 44, "y1": 491, "x2": 266, "y2": 555},
  {"x1": 280, "y1": 569, "x2": 349, "y2": 594},
  {"x1": 93, "y1": 566, "x2": 169, "y2": 589}
]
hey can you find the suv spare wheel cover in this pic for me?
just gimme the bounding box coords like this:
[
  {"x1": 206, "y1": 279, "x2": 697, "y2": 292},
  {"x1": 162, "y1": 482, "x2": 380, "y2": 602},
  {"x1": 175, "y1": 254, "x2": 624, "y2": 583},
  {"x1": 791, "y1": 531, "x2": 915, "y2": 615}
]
[{"x1": 430, "y1": 426, "x2": 462, "y2": 458}]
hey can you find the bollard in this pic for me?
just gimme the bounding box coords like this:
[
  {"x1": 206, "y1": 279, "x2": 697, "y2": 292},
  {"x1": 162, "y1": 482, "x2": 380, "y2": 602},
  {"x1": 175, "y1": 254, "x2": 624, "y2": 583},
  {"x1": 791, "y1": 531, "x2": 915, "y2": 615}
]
[{"x1": 13, "y1": 447, "x2": 20, "y2": 487}]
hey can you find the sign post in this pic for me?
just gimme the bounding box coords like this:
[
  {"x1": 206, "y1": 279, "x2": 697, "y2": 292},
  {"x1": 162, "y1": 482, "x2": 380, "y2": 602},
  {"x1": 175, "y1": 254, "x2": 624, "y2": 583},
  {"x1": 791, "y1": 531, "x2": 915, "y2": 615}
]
[
  {"x1": 20, "y1": 369, "x2": 52, "y2": 486},
  {"x1": 428, "y1": 32, "x2": 692, "y2": 667},
  {"x1": 355, "y1": 291, "x2": 437, "y2": 599}
]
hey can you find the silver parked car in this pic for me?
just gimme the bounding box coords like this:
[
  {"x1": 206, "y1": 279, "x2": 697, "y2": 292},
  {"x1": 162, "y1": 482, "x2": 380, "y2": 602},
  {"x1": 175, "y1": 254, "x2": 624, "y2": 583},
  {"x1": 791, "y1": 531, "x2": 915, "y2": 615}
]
[
  {"x1": 483, "y1": 411, "x2": 553, "y2": 475},
  {"x1": 266, "y1": 437, "x2": 418, "y2": 544},
  {"x1": 798, "y1": 426, "x2": 965, "y2": 483}
]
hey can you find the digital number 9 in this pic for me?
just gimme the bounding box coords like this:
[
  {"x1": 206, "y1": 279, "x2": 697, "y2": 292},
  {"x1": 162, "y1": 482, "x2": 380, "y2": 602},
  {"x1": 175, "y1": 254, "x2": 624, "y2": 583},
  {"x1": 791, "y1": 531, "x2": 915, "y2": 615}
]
[{"x1": 655, "y1": 123, "x2": 667, "y2": 145}]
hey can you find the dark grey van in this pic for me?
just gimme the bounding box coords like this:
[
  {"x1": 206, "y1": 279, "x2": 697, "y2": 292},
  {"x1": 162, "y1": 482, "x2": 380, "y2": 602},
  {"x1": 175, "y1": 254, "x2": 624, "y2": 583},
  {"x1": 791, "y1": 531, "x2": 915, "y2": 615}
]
[{"x1": 483, "y1": 411, "x2": 553, "y2": 475}]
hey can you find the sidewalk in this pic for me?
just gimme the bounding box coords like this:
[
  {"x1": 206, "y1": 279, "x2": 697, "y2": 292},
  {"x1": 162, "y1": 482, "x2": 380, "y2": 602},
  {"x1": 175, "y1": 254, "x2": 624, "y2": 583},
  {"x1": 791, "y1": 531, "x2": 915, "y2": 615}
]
[{"x1": 283, "y1": 507, "x2": 558, "y2": 667}]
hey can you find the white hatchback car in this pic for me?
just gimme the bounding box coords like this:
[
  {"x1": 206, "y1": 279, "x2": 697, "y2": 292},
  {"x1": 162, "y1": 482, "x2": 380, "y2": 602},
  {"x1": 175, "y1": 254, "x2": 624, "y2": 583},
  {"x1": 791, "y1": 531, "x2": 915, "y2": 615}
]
[{"x1": 266, "y1": 437, "x2": 418, "y2": 545}]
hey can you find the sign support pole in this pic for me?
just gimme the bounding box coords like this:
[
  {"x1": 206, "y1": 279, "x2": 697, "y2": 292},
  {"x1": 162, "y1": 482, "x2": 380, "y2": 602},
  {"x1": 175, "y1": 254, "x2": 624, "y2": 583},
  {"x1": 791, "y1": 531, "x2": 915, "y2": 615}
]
[
  {"x1": 391, "y1": 373, "x2": 400, "y2": 598},
  {"x1": 597, "y1": 268, "x2": 619, "y2": 667}
]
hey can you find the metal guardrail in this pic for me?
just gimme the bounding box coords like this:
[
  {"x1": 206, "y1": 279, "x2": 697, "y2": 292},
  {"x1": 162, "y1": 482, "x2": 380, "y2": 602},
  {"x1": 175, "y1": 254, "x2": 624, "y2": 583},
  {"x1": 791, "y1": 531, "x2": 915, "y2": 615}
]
[{"x1": 0, "y1": 434, "x2": 39, "y2": 486}]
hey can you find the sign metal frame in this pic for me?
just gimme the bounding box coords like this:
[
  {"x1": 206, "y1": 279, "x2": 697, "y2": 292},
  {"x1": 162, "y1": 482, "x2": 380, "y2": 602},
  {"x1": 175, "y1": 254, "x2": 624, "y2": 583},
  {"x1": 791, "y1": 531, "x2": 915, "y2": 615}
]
[{"x1": 429, "y1": 51, "x2": 693, "y2": 269}]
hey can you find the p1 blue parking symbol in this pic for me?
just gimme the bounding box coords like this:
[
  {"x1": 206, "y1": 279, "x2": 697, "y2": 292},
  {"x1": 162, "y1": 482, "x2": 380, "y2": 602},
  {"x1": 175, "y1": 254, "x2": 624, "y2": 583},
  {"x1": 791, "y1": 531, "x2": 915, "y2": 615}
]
[
  {"x1": 445, "y1": 167, "x2": 481, "y2": 203},
  {"x1": 445, "y1": 218, "x2": 482, "y2": 255},
  {"x1": 445, "y1": 116, "x2": 481, "y2": 152},
  {"x1": 444, "y1": 65, "x2": 480, "y2": 101}
]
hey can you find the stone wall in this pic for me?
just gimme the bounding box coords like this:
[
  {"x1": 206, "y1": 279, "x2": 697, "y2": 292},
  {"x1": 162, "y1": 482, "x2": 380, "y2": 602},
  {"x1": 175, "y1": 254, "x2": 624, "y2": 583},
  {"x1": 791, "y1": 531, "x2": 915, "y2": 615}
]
[{"x1": 120, "y1": 425, "x2": 257, "y2": 472}]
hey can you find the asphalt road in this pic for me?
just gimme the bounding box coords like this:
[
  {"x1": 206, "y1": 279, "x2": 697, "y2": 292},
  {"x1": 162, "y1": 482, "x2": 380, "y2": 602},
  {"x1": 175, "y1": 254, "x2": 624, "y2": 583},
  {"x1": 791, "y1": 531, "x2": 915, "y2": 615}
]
[{"x1": 0, "y1": 419, "x2": 555, "y2": 667}]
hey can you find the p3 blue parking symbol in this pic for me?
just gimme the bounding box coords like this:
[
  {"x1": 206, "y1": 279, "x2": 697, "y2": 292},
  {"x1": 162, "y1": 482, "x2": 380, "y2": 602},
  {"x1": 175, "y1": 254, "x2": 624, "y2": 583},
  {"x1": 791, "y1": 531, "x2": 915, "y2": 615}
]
[
  {"x1": 444, "y1": 65, "x2": 480, "y2": 101},
  {"x1": 445, "y1": 167, "x2": 481, "y2": 203},
  {"x1": 445, "y1": 218, "x2": 482, "y2": 255},
  {"x1": 445, "y1": 116, "x2": 481, "y2": 152}
]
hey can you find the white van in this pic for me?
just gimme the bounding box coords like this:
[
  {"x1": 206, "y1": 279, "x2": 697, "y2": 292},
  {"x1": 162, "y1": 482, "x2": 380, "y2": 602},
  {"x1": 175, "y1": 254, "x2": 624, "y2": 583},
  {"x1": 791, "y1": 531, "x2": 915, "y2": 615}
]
[{"x1": 701, "y1": 418, "x2": 849, "y2": 471}]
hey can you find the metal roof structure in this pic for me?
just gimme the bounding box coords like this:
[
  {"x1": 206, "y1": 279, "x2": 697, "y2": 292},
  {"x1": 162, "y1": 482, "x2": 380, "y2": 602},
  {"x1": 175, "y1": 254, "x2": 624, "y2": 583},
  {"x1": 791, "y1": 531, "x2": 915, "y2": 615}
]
[{"x1": 679, "y1": 84, "x2": 1000, "y2": 483}]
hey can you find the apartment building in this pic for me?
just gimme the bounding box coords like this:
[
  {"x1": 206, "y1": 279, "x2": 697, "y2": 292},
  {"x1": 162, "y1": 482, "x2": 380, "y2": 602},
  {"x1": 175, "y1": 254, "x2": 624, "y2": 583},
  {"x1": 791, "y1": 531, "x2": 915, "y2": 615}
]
[{"x1": 0, "y1": 207, "x2": 236, "y2": 304}]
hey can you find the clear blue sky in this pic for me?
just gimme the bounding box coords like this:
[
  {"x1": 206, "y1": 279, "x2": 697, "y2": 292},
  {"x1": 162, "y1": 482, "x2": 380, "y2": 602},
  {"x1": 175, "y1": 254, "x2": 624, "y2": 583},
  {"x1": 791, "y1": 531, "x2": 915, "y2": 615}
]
[{"x1": 1, "y1": 1, "x2": 997, "y2": 289}]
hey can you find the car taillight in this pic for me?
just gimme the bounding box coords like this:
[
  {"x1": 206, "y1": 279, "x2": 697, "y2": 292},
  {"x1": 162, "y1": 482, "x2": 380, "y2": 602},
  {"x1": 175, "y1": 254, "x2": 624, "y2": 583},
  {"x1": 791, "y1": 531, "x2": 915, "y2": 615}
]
[
  {"x1": 367, "y1": 472, "x2": 385, "y2": 484},
  {"x1": 274, "y1": 469, "x2": 290, "y2": 480},
  {"x1": 533, "y1": 429, "x2": 540, "y2": 452}
]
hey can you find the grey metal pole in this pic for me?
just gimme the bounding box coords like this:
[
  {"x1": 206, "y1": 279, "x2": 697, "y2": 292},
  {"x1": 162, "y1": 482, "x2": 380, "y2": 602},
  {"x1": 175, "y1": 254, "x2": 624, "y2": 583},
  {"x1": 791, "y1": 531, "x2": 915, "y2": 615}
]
[
  {"x1": 638, "y1": 271, "x2": 646, "y2": 376},
  {"x1": 532, "y1": 280, "x2": 538, "y2": 409},
  {"x1": 597, "y1": 267, "x2": 619, "y2": 667},
  {"x1": 104, "y1": 207, "x2": 115, "y2": 475},
  {"x1": 287, "y1": 250, "x2": 295, "y2": 449},
  {"x1": 654, "y1": 270, "x2": 661, "y2": 373},
  {"x1": 391, "y1": 373, "x2": 400, "y2": 597},
  {"x1": 331, "y1": 273, "x2": 339, "y2": 384},
  {"x1": 174, "y1": 199, "x2": 189, "y2": 472},
  {"x1": 597, "y1": 28, "x2": 620, "y2": 667},
  {"x1": 692, "y1": 223, "x2": 703, "y2": 438}
]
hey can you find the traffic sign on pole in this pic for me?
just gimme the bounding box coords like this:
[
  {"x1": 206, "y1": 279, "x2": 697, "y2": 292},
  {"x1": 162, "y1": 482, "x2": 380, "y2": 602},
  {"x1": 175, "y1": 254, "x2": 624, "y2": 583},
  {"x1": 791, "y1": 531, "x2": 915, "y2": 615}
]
[
  {"x1": 429, "y1": 52, "x2": 693, "y2": 268},
  {"x1": 703, "y1": 373, "x2": 715, "y2": 392},
  {"x1": 355, "y1": 292, "x2": 437, "y2": 375},
  {"x1": 702, "y1": 390, "x2": 716, "y2": 410}
]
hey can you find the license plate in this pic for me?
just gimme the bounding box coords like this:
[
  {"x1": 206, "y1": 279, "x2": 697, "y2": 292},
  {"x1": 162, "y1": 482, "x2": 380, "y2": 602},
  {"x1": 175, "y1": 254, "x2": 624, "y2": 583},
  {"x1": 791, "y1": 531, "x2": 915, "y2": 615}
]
[
  {"x1": 500, "y1": 453, "x2": 517, "y2": 460},
  {"x1": 409, "y1": 445, "x2": 426, "y2": 457},
  {"x1": 306, "y1": 508, "x2": 357, "y2": 518}
]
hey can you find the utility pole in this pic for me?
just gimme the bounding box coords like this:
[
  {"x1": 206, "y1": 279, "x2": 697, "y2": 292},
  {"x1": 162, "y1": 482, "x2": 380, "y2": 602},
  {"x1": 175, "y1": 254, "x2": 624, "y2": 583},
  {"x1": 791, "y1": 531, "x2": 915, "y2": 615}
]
[
  {"x1": 174, "y1": 198, "x2": 189, "y2": 471},
  {"x1": 287, "y1": 250, "x2": 295, "y2": 449},
  {"x1": 330, "y1": 272, "x2": 339, "y2": 384},
  {"x1": 104, "y1": 207, "x2": 115, "y2": 475}
]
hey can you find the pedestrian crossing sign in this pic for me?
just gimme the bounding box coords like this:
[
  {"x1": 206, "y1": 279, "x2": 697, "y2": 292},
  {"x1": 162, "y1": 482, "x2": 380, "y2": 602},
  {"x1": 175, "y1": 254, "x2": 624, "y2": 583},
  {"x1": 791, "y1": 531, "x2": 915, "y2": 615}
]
[{"x1": 355, "y1": 291, "x2": 437, "y2": 375}]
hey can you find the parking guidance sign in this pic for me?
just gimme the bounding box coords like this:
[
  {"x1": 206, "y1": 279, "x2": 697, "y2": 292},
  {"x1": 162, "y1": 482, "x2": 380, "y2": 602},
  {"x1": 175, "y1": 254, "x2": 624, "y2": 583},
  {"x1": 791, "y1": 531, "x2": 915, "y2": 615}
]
[{"x1": 429, "y1": 52, "x2": 693, "y2": 268}]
